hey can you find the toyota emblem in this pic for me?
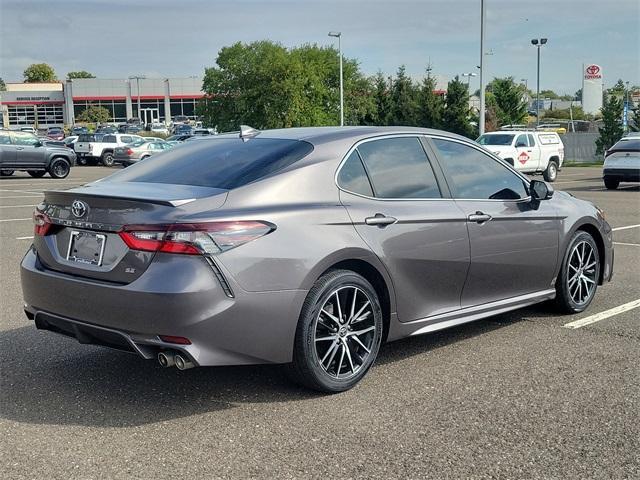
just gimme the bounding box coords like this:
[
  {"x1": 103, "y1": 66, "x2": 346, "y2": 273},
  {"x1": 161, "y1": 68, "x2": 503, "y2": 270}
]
[
  {"x1": 586, "y1": 65, "x2": 600, "y2": 75},
  {"x1": 71, "y1": 200, "x2": 89, "y2": 218}
]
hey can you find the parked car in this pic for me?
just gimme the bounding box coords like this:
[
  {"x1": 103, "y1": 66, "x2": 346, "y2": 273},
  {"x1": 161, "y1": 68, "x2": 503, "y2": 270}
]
[
  {"x1": 476, "y1": 130, "x2": 564, "y2": 182},
  {"x1": 38, "y1": 137, "x2": 66, "y2": 148},
  {"x1": 139, "y1": 136, "x2": 166, "y2": 143},
  {"x1": 124, "y1": 125, "x2": 143, "y2": 134},
  {"x1": 75, "y1": 133, "x2": 143, "y2": 166},
  {"x1": 172, "y1": 115, "x2": 190, "y2": 125},
  {"x1": 18, "y1": 126, "x2": 37, "y2": 134},
  {"x1": 166, "y1": 134, "x2": 193, "y2": 142},
  {"x1": 63, "y1": 136, "x2": 79, "y2": 150},
  {"x1": 96, "y1": 125, "x2": 118, "y2": 134},
  {"x1": 192, "y1": 128, "x2": 212, "y2": 136},
  {"x1": 603, "y1": 138, "x2": 640, "y2": 189},
  {"x1": 172, "y1": 124, "x2": 193, "y2": 135},
  {"x1": 47, "y1": 127, "x2": 65, "y2": 141},
  {"x1": 0, "y1": 129, "x2": 75, "y2": 178},
  {"x1": 21, "y1": 126, "x2": 613, "y2": 392},
  {"x1": 113, "y1": 140, "x2": 172, "y2": 166},
  {"x1": 71, "y1": 126, "x2": 89, "y2": 136},
  {"x1": 150, "y1": 123, "x2": 169, "y2": 135}
]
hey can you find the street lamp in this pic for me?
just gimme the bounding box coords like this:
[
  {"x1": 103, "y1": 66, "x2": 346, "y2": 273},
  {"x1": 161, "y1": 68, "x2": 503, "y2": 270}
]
[
  {"x1": 479, "y1": 0, "x2": 486, "y2": 135},
  {"x1": 461, "y1": 72, "x2": 477, "y2": 92},
  {"x1": 128, "y1": 75, "x2": 146, "y2": 123},
  {"x1": 328, "y1": 31, "x2": 344, "y2": 126},
  {"x1": 530, "y1": 38, "x2": 547, "y2": 127}
]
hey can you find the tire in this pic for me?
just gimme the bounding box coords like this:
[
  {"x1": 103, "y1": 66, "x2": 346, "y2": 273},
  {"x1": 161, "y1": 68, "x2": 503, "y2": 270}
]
[
  {"x1": 543, "y1": 160, "x2": 558, "y2": 182},
  {"x1": 78, "y1": 156, "x2": 87, "y2": 166},
  {"x1": 0, "y1": 169, "x2": 14, "y2": 176},
  {"x1": 287, "y1": 269, "x2": 383, "y2": 393},
  {"x1": 101, "y1": 151, "x2": 114, "y2": 167},
  {"x1": 604, "y1": 177, "x2": 619, "y2": 190},
  {"x1": 28, "y1": 170, "x2": 46, "y2": 178},
  {"x1": 48, "y1": 158, "x2": 71, "y2": 179},
  {"x1": 555, "y1": 231, "x2": 600, "y2": 314}
]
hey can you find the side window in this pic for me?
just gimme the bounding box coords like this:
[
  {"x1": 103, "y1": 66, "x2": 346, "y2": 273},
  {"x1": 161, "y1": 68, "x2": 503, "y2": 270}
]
[
  {"x1": 356, "y1": 137, "x2": 441, "y2": 199},
  {"x1": 515, "y1": 134, "x2": 528, "y2": 147},
  {"x1": 432, "y1": 138, "x2": 529, "y2": 200},
  {"x1": 337, "y1": 150, "x2": 374, "y2": 197},
  {"x1": 103, "y1": 135, "x2": 116, "y2": 143},
  {"x1": 13, "y1": 132, "x2": 39, "y2": 146},
  {"x1": 527, "y1": 134, "x2": 536, "y2": 146},
  {"x1": 121, "y1": 136, "x2": 132, "y2": 143},
  {"x1": 0, "y1": 131, "x2": 11, "y2": 145}
]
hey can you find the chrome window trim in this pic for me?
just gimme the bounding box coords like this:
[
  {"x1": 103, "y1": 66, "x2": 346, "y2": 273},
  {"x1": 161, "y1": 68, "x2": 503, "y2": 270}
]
[{"x1": 335, "y1": 133, "x2": 532, "y2": 203}]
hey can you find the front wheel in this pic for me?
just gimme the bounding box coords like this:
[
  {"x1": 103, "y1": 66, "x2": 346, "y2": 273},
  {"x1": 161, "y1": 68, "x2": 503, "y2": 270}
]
[
  {"x1": 101, "y1": 152, "x2": 114, "y2": 167},
  {"x1": 288, "y1": 269, "x2": 383, "y2": 393},
  {"x1": 555, "y1": 231, "x2": 600, "y2": 314},
  {"x1": 604, "y1": 177, "x2": 619, "y2": 190},
  {"x1": 543, "y1": 160, "x2": 558, "y2": 182},
  {"x1": 0, "y1": 169, "x2": 14, "y2": 176},
  {"x1": 48, "y1": 158, "x2": 71, "y2": 179},
  {"x1": 28, "y1": 170, "x2": 46, "y2": 178}
]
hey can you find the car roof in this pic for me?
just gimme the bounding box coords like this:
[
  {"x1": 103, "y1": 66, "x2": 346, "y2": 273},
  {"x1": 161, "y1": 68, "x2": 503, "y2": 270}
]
[{"x1": 213, "y1": 126, "x2": 472, "y2": 146}]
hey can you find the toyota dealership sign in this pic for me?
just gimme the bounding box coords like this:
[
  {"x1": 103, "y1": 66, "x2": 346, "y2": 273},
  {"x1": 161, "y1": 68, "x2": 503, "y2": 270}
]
[{"x1": 582, "y1": 63, "x2": 603, "y2": 115}]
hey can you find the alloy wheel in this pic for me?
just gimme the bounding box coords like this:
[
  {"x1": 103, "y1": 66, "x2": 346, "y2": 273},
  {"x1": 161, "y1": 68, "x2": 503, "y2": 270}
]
[
  {"x1": 313, "y1": 286, "x2": 376, "y2": 380},
  {"x1": 567, "y1": 240, "x2": 597, "y2": 305}
]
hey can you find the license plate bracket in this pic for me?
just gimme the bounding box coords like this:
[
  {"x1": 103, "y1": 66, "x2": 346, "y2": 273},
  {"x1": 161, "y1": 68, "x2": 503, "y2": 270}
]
[{"x1": 66, "y1": 231, "x2": 106, "y2": 266}]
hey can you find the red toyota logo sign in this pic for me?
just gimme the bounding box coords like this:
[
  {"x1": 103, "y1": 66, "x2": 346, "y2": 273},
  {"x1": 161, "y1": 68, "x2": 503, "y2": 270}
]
[{"x1": 586, "y1": 65, "x2": 600, "y2": 75}]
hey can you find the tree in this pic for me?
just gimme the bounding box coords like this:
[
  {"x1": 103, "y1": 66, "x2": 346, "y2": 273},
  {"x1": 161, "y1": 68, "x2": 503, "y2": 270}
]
[
  {"x1": 23, "y1": 63, "x2": 57, "y2": 82},
  {"x1": 417, "y1": 69, "x2": 444, "y2": 129},
  {"x1": 0, "y1": 77, "x2": 5, "y2": 91},
  {"x1": 539, "y1": 89, "x2": 559, "y2": 99},
  {"x1": 574, "y1": 88, "x2": 582, "y2": 101},
  {"x1": 67, "y1": 71, "x2": 95, "y2": 79},
  {"x1": 595, "y1": 95, "x2": 623, "y2": 155},
  {"x1": 371, "y1": 72, "x2": 391, "y2": 125},
  {"x1": 389, "y1": 65, "x2": 418, "y2": 126},
  {"x1": 198, "y1": 40, "x2": 373, "y2": 131},
  {"x1": 442, "y1": 76, "x2": 474, "y2": 138},
  {"x1": 490, "y1": 77, "x2": 528, "y2": 127},
  {"x1": 76, "y1": 105, "x2": 111, "y2": 124}
]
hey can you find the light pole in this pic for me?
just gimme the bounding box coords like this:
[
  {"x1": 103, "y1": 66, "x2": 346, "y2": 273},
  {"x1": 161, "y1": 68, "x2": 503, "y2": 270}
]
[
  {"x1": 530, "y1": 38, "x2": 547, "y2": 128},
  {"x1": 328, "y1": 31, "x2": 344, "y2": 126},
  {"x1": 128, "y1": 75, "x2": 146, "y2": 123},
  {"x1": 479, "y1": 0, "x2": 486, "y2": 135},
  {"x1": 461, "y1": 72, "x2": 477, "y2": 92}
]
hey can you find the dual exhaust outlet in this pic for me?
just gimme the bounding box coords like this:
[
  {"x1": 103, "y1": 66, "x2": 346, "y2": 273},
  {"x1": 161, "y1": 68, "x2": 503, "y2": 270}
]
[{"x1": 158, "y1": 351, "x2": 194, "y2": 370}]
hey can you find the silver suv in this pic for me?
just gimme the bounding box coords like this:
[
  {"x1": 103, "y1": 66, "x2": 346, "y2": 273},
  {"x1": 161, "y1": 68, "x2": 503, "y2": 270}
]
[{"x1": 0, "y1": 129, "x2": 75, "y2": 178}]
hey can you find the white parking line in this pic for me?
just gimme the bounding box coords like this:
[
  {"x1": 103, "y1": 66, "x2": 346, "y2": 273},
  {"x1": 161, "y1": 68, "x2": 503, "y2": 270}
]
[
  {"x1": 0, "y1": 204, "x2": 38, "y2": 208},
  {"x1": 563, "y1": 299, "x2": 640, "y2": 329},
  {"x1": 16, "y1": 236, "x2": 34, "y2": 240},
  {"x1": 612, "y1": 224, "x2": 640, "y2": 232},
  {"x1": 0, "y1": 195, "x2": 43, "y2": 199},
  {"x1": 0, "y1": 188, "x2": 44, "y2": 195},
  {"x1": 0, "y1": 217, "x2": 31, "y2": 223},
  {"x1": 614, "y1": 242, "x2": 640, "y2": 246}
]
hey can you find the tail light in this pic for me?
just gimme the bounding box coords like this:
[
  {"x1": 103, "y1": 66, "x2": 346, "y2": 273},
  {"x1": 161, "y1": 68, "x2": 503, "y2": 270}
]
[
  {"x1": 33, "y1": 210, "x2": 52, "y2": 236},
  {"x1": 125, "y1": 148, "x2": 133, "y2": 156},
  {"x1": 119, "y1": 221, "x2": 274, "y2": 255}
]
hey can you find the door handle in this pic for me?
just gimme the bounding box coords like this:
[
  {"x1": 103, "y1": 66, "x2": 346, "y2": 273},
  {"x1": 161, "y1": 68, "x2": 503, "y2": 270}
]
[
  {"x1": 468, "y1": 211, "x2": 492, "y2": 224},
  {"x1": 16, "y1": 147, "x2": 24, "y2": 150},
  {"x1": 365, "y1": 213, "x2": 397, "y2": 227}
]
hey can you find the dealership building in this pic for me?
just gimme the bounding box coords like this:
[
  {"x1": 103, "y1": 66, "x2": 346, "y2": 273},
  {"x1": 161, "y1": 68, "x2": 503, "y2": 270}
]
[{"x1": 0, "y1": 77, "x2": 204, "y2": 129}]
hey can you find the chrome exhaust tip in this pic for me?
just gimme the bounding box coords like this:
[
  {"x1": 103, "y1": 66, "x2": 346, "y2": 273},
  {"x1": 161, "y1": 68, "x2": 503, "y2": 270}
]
[
  {"x1": 158, "y1": 351, "x2": 176, "y2": 368},
  {"x1": 174, "y1": 354, "x2": 195, "y2": 371}
]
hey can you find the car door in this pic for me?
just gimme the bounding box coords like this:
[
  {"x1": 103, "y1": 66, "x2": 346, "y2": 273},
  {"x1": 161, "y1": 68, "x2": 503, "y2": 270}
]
[
  {"x1": 12, "y1": 132, "x2": 46, "y2": 167},
  {"x1": 527, "y1": 134, "x2": 542, "y2": 170},
  {"x1": 338, "y1": 136, "x2": 470, "y2": 322},
  {"x1": 514, "y1": 133, "x2": 534, "y2": 171},
  {"x1": 430, "y1": 137, "x2": 559, "y2": 307},
  {"x1": 0, "y1": 130, "x2": 17, "y2": 168}
]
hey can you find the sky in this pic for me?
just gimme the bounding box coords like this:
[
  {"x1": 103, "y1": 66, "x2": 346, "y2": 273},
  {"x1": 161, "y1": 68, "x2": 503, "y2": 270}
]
[{"x1": 1, "y1": 0, "x2": 638, "y2": 95}]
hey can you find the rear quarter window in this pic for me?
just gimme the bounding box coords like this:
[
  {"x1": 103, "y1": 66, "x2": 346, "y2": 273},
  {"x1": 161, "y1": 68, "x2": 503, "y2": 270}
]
[{"x1": 105, "y1": 138, "x2": 314, "y2": 190}]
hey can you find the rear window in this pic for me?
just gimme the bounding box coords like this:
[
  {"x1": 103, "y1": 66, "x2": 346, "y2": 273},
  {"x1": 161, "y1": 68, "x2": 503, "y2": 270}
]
[
  {"x1": 611, "y1": 139, "x2": 640, "y2": 151},
  {"x1": 105, "y1": 138, "x2": 314, "y2": 190},
  {"x1": 103, "y1": 135, "x2": 117, "y2": 143}
]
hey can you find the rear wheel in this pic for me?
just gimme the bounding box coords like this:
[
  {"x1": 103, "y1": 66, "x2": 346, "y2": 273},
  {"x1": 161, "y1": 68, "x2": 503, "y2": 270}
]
[
  {"x1": 604, "y1": 177, "x2": 619, "y2": 190},
  {"x1": 101, "y1": 151, "x2": 114, "y2": 167},
  {"x1": 0, "y1": 169, "x2": 14, "y2": 176},
  {"x1": 288, "y1": 269, "x2": 383, "y2": 393},
  {"x1": 543, "y1": 160, "x2": 558, "y2": 182},
  {"x1": 555, "y1": 231, "x2": 600, "y2": 314},
  {"x1": 48, "y1": 158, "x2": 71, "y2": 179},
  {"x1": 28, "y1": 170, "x2": 46, "y2": 178}
]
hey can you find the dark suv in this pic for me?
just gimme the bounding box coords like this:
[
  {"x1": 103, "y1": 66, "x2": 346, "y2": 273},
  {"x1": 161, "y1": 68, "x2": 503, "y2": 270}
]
[{"x1": 0, "y1": 130, "x2": 75, "y2": 178}]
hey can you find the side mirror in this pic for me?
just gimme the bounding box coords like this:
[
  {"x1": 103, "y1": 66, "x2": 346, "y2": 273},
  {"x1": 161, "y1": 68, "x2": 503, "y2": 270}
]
[
  {"x1": 530, "y1": 180, "x2": 554, "y2": 200},
  {"x1": 34, "y1": 141, "x2": 43, "y2": 147}
]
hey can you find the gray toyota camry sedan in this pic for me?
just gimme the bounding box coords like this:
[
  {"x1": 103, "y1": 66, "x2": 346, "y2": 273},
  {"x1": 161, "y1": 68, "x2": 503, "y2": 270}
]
[{"x1": 21, "y1": 126, "x2": 614, "y2": 392}]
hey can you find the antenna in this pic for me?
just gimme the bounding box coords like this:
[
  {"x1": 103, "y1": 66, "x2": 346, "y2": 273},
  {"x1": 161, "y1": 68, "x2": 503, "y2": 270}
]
[{"x1": 239, "y1": 125, "x2": 260, "y2": 142}]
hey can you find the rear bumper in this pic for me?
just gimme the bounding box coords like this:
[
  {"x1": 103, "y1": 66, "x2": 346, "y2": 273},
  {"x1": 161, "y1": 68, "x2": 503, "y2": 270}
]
[
  {"x1": 603, "y1": 168, "x2": 640, "y2": 182},
  {"x1": 21, "y1": 248, "x2": 307, "y2": 366}
]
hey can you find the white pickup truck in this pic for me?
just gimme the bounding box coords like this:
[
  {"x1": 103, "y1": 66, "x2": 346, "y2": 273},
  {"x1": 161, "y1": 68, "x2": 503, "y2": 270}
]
[
  {"x1": 477, "y1": 130, "x2": 565, "y2": 182},
  {"x1": 75, "y1": 133, "x2": 143, "y2": 166}
]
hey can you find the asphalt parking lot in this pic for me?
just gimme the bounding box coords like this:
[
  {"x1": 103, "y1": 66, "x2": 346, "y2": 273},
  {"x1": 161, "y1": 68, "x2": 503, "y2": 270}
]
[{"x1": 1, "y1": 166, "x2": 639, "y2": 479}]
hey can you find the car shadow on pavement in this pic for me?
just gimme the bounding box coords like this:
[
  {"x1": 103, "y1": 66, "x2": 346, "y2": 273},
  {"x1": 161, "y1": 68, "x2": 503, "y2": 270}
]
[{"x1": 0, "y1": 305, "x2": 548, "y2": 428}]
